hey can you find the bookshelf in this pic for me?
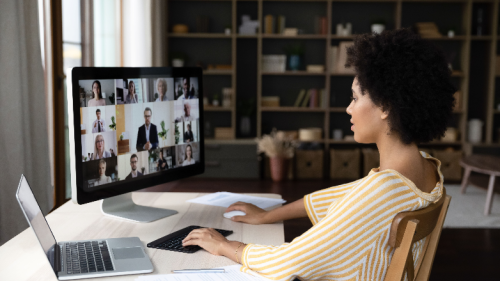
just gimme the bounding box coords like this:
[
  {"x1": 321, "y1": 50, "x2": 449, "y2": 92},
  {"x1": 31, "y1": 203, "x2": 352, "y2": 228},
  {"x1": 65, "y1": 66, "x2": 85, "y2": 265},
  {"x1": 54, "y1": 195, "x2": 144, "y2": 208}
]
[{"x1": 164, "y1": 0, "x2": 500, "y2": 156}]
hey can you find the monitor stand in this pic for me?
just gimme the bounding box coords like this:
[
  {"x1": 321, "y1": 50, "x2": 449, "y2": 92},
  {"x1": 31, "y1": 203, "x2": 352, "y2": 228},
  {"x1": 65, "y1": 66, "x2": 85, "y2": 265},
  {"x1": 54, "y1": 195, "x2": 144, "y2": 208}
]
[{"x1": 101, "y1": 193, "x2": 178, "y2": 223}]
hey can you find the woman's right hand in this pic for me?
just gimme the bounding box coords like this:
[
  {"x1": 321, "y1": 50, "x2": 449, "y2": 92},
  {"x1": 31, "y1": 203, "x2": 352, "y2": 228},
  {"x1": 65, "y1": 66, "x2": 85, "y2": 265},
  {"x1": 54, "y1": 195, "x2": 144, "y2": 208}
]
[{"x1": 225, "y1": 202, "x2": 268, "y2": 225}]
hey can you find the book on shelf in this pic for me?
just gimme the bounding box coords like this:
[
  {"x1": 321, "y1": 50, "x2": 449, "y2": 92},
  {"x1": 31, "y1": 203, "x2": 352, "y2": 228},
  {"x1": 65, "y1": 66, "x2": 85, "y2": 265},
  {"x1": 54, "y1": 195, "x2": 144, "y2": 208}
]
[
  {"x1": 330, "y1": 46, "x2": 338, "y2": 73},
  {"x1": 276, "y1": 15, "x2": 286, "y2": 34},
  {"x1": 301, "y1": 89, "x2": 312, "y2": 107},
  {"x1": 262, "y1": 96, "x2": 280, "y2": 107},
  {"x1": 315, "y1": 16, "x2": 327, "y2": 35},
  {"x1": 265, "y1": 15, "x2": 275, "y2": 34},
  {"x1": 309, "y1": 89, "x2": 318, "y2": 108},
  {"x1": 294, "y1": 89, "x2": 306, "y2": 107}
]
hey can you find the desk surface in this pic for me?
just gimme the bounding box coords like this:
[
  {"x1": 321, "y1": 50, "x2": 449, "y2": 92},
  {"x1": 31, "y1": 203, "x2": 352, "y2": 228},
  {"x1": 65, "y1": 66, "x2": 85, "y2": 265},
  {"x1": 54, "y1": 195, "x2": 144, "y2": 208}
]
[{"x1": 0, "y1": 192, "x2": 284, "y2": 281}]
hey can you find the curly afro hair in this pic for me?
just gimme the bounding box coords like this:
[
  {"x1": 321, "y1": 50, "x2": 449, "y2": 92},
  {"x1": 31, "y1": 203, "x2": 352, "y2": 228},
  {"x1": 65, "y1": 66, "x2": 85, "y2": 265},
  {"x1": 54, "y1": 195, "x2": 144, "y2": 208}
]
[{"x1": 345, "y1": 28, "x2": 456, "y2": 145}]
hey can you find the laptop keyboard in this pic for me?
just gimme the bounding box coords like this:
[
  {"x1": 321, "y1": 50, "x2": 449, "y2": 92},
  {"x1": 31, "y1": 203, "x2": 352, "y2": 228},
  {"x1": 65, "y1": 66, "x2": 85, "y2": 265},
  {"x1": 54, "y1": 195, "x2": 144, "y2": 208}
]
[
  {"x1": 64, "y1": 241, "x2": 114, "y2": 274},
  {"x1": 147, "y1": 225, "x2": 233, "y2": 254}
]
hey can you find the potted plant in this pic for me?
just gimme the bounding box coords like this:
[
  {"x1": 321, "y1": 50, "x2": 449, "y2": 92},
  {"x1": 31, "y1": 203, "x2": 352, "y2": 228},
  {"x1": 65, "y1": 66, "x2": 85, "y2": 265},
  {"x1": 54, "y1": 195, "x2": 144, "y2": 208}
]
[
  {"x1": 238, "y1": 98, "x2": 256, "y2": 136},
  {"x1": 109, "y1": 116, "x2": 116, "y2": 131},
  {"x1": 174, "y1": 122, "x2": 180, "y2": 144},
  {"x1": 171, "y1": 52, "x2": 187, "y2": 67},
  {"x1": 284, "y1": 44, "x2": 305, "y2": 71},
  {"x1": 158, "y1": 120, "x2": 170, "y2": 147},
  {"x1": 212, "y1": 93, "x2": 220, "y2": 106},
  {"x1": 371, "y1": 19, "x2": 386, "y2": 34},
  {"x1": 256, "y1": 128, "x2": 296, "y2": 182}
]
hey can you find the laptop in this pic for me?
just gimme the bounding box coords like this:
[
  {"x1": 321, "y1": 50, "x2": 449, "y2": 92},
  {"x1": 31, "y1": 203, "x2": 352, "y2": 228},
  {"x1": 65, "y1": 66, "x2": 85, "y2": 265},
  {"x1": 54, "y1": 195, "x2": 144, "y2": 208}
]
[{"x1": 16, "y1": 174, "x2": 154, "y2": 280}]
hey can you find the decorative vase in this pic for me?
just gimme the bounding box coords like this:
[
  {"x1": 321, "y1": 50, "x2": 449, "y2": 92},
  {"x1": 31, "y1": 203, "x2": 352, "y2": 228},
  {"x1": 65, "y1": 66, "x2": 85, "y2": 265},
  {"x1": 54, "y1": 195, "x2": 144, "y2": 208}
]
[
  {"x1": 371, "y1": 24, "x2": 385, "y2": 34},
  {"x1": 288, "y1": 55, "x2": 301, "y2": 71},
  {"x1": 240, "y1": 116, "x2": 251, "y2": 136},
  {"x1": 270, "y1": 157, "x2": 289, "y2": 182},
  {"x1": 172, "y1": 59, "x2": 184, "y2": 67}
]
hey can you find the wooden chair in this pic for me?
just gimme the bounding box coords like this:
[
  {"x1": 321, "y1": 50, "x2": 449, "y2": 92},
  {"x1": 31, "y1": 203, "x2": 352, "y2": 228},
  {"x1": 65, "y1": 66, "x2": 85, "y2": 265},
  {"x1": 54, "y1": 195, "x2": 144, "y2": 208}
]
[{"x1": 384, "y1": 187, "x2": 451, "y2": 281}]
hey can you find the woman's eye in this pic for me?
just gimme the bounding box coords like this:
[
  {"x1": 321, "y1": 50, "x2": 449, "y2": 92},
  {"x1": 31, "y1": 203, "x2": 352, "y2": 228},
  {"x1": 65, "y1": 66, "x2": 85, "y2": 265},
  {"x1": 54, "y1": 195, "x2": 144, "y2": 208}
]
[{"x1": 350, "y1": 96, "x2": 357, "y2": 102}]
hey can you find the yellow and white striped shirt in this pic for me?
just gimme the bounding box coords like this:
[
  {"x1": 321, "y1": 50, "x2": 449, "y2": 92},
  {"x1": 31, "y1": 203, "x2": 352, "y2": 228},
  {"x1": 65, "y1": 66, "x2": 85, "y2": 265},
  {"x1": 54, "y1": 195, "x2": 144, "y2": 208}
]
[{"x1": 241, "y1": 152, "x2": 444, "y2": 280}]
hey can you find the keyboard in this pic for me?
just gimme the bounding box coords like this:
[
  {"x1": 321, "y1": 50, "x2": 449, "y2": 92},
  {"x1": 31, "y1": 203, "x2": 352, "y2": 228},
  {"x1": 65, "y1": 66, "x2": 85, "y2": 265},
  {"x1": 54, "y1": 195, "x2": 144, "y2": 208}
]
[
  {"x1": 64, "y1": 241, "x2": 114, "y2": 274},
  {"x1": 147, "y1": 225, "x2": 233, "y2": 254}
]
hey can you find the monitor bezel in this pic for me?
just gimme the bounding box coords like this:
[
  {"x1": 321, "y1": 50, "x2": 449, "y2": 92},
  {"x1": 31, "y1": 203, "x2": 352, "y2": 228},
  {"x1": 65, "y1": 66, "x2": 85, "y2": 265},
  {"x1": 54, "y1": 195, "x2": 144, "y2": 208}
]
[{"x1": 68, "y1": 67, "x2": 205, "y2": 205}]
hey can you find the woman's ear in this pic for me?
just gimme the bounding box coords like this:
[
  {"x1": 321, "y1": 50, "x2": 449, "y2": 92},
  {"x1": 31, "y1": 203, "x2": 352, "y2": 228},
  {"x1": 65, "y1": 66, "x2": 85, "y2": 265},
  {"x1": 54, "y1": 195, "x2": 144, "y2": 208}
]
[{"x1": 380, "y1": 108, "x2": 389, "y2": 120}]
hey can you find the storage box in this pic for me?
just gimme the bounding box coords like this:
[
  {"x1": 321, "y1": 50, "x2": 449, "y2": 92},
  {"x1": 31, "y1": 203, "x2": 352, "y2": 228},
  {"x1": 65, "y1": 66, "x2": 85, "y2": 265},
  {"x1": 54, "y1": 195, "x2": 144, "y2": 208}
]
[
  {"x1": 299, "y1": 128, "x2": 322, "y2": 141},
  {"x1": 261, "y1": 96, "x2": 280, "y2": 107},
  {"x1": 295, "y1": 150, "x2": 324, "y2": 179},
  {"x1": 330, "y1": 149, "x2": 360, "y2": 179},
  {"x1": 432, "y1": 150, "x2": 463, "y2": 181},
  {"x1": 362, "y1": 148, "x2": 380, "y2": 176},
  {"x1": 215, "y1": 127, "x2": 234, "y2": 140}
]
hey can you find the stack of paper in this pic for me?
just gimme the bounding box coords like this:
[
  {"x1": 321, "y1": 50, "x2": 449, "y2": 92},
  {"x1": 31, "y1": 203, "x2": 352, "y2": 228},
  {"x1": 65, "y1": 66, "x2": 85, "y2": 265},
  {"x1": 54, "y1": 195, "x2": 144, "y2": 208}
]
[
  {"x1": 135, "y1": 265, "x2": 267, "y2": 281},
  {"x1": 187, "y1": 192, "x2": 286, "y2": 209}
]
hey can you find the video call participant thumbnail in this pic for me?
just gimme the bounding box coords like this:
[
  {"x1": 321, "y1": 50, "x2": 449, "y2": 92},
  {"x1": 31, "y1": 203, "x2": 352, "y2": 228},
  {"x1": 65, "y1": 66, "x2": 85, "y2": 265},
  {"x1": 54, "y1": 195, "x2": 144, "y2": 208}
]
[
  {"x1": 176, "y1": 77, "x2": 198, "y2": 100},
  {"x1": 93, "y1": 134, "x2": 111, "y2": 160},
  {"x1": 136, "y1": 107, "x2": 159, "y2": 152},
  {"x1": 175, "y1": 101, "x2": 196, "y2": 122},
  {"x1": 125, "y1": 80, "x2": 138, "y2": 104},
  {"x1": 94, "y1": 159, "x2": 112, "y2": 186},
  {"x1": 125, "y1": 154, "x2": 143, "y2": 179},
  {"x1": 157, "y1": 150, "x2": 170, "y2": 170},
  {"x1": 182, "y1": 144, "x2": 195, "y2": 166},
  {"x1": 92, "y1": 109, "x2": 106, "y2": 133},
  {"x1": 155, "y1": 78, "x2": 169, "y2": 102},
  {"x1": 184, "y1": 123, "x2": 194, "y2": 143},
  {"x1": 88, "y1": 80, "x2": 106, "y2": 107}
]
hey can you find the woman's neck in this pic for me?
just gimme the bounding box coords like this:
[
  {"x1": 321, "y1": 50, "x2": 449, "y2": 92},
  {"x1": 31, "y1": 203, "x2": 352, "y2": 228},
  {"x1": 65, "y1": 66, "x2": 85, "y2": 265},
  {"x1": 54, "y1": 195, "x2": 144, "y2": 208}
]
[
  {"x1": 95, "y1": 95, "x2": 100, "y2": 100},
  {"x1": 376, "y1": 133, "x2": 421, "y2": 171},
  {"x1": 98, "y1": 150, "x2": 104, "y2": 158}
]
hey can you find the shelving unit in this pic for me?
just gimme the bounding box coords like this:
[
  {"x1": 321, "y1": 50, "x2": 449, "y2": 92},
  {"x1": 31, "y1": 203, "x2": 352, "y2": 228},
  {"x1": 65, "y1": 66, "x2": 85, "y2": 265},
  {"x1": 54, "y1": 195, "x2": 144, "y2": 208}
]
[{"x1": 164, "y1": 0, "x2": 500, "y2": 162}]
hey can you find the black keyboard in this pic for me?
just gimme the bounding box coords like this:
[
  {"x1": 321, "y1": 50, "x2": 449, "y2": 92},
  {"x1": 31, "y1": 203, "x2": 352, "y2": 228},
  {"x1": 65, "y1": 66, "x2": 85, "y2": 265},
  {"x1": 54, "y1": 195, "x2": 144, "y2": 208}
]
[
  {"x1": 64, "y1": 241, "x2": 114, "y2": 274},
  {"x1": 147, "y1": 225, "x2": 233, "y2": 254}
]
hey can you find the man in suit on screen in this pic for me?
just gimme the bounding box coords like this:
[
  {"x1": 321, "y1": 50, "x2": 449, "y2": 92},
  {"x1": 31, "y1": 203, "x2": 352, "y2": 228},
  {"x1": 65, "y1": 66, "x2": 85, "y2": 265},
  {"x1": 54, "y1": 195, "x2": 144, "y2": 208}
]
[
  {"x1": 184, "y1": 123, "x2": 194, "y2": 143},
  {"x1": 136, "y1": 107, "x2": 159, "y2": 151}
]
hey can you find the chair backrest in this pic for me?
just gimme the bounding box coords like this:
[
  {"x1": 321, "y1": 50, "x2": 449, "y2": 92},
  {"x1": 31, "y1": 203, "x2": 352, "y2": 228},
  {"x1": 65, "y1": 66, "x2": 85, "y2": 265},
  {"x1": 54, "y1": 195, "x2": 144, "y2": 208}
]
[{"x1": 384, "y1": 187, "x2": 451, "y2": 281}]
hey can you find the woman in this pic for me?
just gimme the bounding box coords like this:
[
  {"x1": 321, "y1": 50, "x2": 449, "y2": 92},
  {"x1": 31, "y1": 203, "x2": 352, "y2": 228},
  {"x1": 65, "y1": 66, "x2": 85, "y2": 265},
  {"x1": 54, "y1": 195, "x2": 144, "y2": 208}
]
[
  {"x1": 181, "y1": 29, "x2": 455, "y2": 281},
  {"x1": 88, "y1": 80, "x2": 106, "y2": 107},
  {"x1": 94, "y1": 159, "x2": 112, "y2": 186},
  {"x1": 157, "y1": 150, "x2": 168, "y2": 170},
  {"x1": 125, "y1": 80, "x2": 138, "y2": 104},
  {"x1": 155, "y1": 78, "x2": 168, "y2": 102},
  {"x1": 92, "y1": 134, "x2": 111, "y2": 160},
  {"x1": 182, "y1": 145, "x2": 195, "y2": 166}
]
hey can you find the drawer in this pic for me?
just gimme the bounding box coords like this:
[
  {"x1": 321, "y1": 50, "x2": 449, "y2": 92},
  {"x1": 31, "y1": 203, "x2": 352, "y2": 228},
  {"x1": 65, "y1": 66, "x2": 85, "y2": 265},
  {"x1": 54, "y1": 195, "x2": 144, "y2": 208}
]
[
  {"x1": 198, "y1": 159, "x2": 259, "y2": 178},
  {"x1": 205, "y1": 144, "x2": 257, "y2": 160}
]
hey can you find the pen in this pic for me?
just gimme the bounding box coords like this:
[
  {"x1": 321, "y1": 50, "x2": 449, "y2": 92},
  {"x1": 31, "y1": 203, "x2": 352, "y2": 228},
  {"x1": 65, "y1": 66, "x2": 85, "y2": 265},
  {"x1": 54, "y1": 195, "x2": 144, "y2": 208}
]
[{"x1": 172, "y1": 268, "x2": 225, "y2": 274}]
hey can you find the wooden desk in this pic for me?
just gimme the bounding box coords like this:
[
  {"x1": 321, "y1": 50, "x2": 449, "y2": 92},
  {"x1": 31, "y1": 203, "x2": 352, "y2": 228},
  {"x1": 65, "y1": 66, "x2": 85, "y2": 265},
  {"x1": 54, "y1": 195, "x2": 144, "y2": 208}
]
[{"x1": 0, "y1": 192, "x2": 284, "y2": 280}]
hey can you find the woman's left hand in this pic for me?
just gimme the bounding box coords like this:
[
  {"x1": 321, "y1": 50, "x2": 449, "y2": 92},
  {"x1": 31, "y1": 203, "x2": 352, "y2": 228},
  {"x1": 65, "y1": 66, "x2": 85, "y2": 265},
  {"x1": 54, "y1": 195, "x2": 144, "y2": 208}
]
[{"x1": 182, "y1": 228, "x2": 229, "y2": 256}]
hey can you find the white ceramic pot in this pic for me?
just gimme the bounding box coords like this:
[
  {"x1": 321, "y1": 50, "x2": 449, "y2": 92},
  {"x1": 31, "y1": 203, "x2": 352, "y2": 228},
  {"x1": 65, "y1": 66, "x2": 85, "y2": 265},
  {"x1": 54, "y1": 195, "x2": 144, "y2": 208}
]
[
  {"x1": 172, "y1": 59, "x2": 184, "y2": 67},
  {"x1": 371, "y1": 24, "x2": 385, "y2": 34},
  {"x1": 468, "y1": 119, "x2": 483, "y2": 143}
]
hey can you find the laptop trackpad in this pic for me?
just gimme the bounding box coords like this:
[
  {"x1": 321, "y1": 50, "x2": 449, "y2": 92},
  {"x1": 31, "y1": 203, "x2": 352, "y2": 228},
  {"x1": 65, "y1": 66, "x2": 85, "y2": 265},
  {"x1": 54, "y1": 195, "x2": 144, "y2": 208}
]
[{"x1": 112, "y1": 247, "x2": 145, "y2": 260}]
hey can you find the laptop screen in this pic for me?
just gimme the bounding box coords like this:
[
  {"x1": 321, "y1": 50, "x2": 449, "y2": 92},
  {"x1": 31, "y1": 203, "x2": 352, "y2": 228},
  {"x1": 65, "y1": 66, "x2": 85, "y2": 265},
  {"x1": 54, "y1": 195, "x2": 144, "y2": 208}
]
[{"x1": 16, "y1": 175, "x2": 58, "y2": 274}]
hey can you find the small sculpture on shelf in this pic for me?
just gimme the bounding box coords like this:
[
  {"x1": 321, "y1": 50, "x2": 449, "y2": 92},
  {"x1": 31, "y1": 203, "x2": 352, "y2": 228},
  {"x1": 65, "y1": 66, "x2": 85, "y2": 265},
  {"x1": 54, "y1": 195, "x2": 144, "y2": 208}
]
[{"x1": 371, "y1": 19, "x2": 386, "y2": 34}]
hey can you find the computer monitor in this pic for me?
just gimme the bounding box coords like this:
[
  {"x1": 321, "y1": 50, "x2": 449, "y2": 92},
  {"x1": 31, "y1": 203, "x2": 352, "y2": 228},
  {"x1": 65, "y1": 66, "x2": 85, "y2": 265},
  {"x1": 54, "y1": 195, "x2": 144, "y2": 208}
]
[{"x1": 67, "y1": 67, "x2": 204, "y2": 223}]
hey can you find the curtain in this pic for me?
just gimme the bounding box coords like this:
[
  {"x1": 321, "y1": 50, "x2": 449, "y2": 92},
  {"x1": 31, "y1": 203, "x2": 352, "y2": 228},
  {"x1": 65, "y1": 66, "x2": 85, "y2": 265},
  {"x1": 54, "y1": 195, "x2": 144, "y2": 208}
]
[{"x1": 0, "y1": 0, "x2": 53, "y2": 245}]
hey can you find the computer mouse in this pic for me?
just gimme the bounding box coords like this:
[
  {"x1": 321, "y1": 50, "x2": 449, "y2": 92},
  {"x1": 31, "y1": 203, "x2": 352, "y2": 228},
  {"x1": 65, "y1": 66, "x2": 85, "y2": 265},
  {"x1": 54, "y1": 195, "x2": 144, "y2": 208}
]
[{"x1": 223, "y1": 211, "x2": 246, "y2": 219}]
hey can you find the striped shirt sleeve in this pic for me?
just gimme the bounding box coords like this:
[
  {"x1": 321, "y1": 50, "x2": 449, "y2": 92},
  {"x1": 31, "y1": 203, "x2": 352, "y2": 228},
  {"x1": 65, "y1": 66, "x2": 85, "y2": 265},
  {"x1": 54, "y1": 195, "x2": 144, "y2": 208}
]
[
  {"x1": 241, "y1": 171, "x2": 420, "y2": 281},
  {"x1": 304, "y1": 179, "x2": 362, "y2": 225}
]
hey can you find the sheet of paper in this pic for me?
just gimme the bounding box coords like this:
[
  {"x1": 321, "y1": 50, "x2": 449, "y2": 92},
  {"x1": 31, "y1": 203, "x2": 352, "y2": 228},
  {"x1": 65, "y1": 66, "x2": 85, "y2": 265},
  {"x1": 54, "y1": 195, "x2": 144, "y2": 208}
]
[
  {"x1": 135, "y1": 265, "x2": 267, "y2": 281},
  {"x1": 187, "y1": 192, "x2": 286, "y2": 209}
]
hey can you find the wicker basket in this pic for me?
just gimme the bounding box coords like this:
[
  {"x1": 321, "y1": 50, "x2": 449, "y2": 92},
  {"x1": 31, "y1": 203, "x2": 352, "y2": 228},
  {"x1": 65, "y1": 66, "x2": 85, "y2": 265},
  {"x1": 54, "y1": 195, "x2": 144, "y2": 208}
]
[
  {"x1": 295, "y1": 150, "x2": 324, "y2": 179},
  {"x1": 362, "y1": 148, "x2": 380, "y2": 176},
  {"x1": 432, "y1": 150, "x2": 463, "y2": 181},
  {"x1": 330, "y1": 149, "x2": 360, "y2": 179}
]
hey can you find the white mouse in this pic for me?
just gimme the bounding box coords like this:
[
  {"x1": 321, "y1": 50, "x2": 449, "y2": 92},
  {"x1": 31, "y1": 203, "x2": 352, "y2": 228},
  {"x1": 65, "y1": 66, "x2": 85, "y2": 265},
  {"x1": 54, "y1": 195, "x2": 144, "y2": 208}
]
[{"x1": 223, "y1": 211, "x2": 246, "y2": 219}]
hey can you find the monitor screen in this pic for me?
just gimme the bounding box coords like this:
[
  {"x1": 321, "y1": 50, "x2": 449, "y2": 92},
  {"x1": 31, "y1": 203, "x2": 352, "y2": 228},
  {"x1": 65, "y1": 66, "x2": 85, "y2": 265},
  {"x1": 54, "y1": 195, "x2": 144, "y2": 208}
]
[{"x1": 68, "y1": 67, "x2": 204, "y2": 205}]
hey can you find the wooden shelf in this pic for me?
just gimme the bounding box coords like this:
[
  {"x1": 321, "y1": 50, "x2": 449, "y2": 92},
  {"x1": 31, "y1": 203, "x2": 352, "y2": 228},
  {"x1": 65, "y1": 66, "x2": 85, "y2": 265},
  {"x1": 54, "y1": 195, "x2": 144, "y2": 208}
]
[
  {"x1": 451, "y1": 70, "x2": 464, "y2": 77},
  {"x1": 262, "y1": 71, "x2": 326, "y2": 76},
  {"x1": 262, "y1": 34, "x2": 327, "y2": 39},
  {"x1": 471, "y1": 36, "x2": 493, "y2": 40},
  {"x1": 330, "y1": 107, "x2": 347, "y2": 112},
  {"x1": 331, "y1": 35, "x2": 355, "y2": 40},
  {"x1": 237, "y1": 34, "x2": 258, "y2": 38},
  {"x1": 420, "y1": 141, "x2": 463, "y2": 146},
  {"x1": 203, "y1": 70, "x2": 233, "y2": 75},
  {"x1": 168, "y1": 33, "x2": 232, "y2": 38},
  {"x1": 261, "y1": 107, "x2": 327, "y2": 112},
  {"x1": 328, "y1": 139, "x2": 357, "y2": 144},
  {"x1": 330, "y1": 72, "x2": 355, "y2": 76},
  {"x1": 204, "y1": 106, "x2": 233, "y2": 112},
  {"x1": 421, "y1": 36, "x2": 467, "y2": 41}
]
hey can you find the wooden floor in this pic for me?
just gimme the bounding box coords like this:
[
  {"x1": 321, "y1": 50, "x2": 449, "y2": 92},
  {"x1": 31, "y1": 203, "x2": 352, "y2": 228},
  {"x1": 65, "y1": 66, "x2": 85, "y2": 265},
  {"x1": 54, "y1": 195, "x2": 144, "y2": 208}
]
[{"x1": 143, "y1": 178, "x2": 500, "y2": 281}]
